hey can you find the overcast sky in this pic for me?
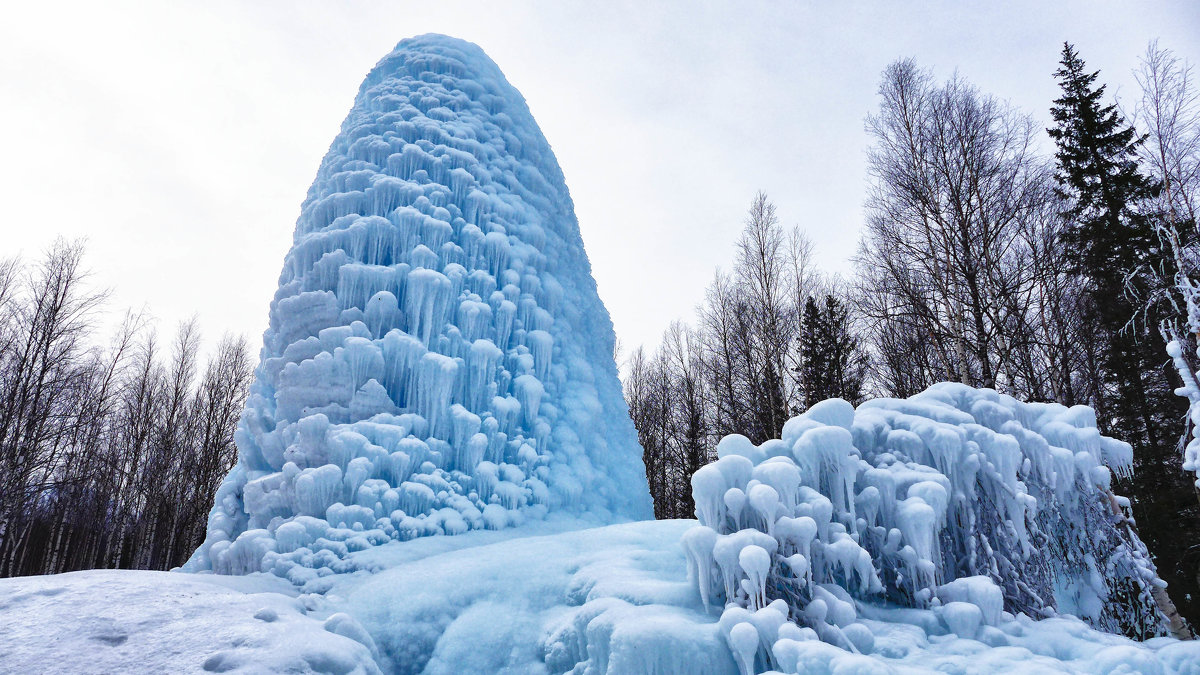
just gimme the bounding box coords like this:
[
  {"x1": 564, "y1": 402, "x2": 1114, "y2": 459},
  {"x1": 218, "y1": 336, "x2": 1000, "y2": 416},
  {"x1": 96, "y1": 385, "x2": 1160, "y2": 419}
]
[{"x1": 1, "y1": 1, "x2": 1197, "y2": 359}]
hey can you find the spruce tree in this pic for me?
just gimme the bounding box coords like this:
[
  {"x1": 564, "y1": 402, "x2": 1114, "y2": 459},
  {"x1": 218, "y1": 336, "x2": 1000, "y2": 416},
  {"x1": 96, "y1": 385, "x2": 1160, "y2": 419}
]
[
  {"x1": 800, "y1": 295, "x2": 866, "y2": 408},
  {"x1": 1049, "y1": 44, "x2": 1157, "y2": 277},
  {"x1": 1048, "y1": 42, "x2": 1179, "y2": 450},
  {"x1": 1049, "y1": 43, "x2": 1195, "y2": 627}
]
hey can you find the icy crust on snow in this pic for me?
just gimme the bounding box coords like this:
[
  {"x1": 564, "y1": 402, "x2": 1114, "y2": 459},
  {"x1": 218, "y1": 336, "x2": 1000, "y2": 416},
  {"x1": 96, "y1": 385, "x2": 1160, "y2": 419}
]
[
  {"x1": 686, "y1": 383, "x2": 1172, "y2": 675},
  {"x1": 187, "y1": 35, "x2": 651, "y2": 582}
]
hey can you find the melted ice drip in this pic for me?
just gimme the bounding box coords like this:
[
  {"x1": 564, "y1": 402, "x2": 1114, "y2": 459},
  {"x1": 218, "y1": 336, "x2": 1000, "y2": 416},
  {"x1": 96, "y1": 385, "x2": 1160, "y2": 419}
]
[{"x1": 187, "y1": 34, "x2": 651, "y2": 585}]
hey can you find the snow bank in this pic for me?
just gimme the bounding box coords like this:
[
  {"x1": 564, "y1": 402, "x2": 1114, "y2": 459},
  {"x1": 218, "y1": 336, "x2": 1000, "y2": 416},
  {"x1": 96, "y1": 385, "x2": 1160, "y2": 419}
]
[
  {"x1": 0, "y1": 569, "x2": 380, "y2": 674},
  {"x1": 334, "y1": 519, "x2": 728, "y2": 675},
  {"x1": 186, "y1": 34, "x2": 651, "y2": 585}
]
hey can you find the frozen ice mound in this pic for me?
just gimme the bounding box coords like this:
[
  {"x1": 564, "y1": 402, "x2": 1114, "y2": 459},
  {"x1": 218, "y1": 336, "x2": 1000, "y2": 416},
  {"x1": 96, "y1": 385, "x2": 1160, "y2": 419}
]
[
  {"x1": 686, "y1": 383, "x2": 1183, "y2": 674},
  {"x1": 185, "y1": 34, "x2": 652, "y2": 584},
  {"x1": 287, "y1": 384, "x2": 1193, "y2": 675}
]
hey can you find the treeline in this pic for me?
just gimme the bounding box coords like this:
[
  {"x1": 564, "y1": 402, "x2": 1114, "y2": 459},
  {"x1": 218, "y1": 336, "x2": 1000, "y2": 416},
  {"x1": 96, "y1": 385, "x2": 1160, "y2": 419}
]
[
  {"x1": 624, "y1": 196, "x2": 868, "y2": 520},
  {"x1": 0, "y1": 240, "x2": 252, "y2": 577},
  {"x1": 624, "y1": 42, "x2": 1200, "y2": 622}
]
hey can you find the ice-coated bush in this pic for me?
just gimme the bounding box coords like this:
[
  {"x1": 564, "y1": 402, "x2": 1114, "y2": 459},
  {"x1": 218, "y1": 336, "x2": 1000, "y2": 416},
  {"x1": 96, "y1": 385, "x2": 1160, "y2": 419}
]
[{"x1": 685, "y1": 384, "x2": 1168, "y2": 675}]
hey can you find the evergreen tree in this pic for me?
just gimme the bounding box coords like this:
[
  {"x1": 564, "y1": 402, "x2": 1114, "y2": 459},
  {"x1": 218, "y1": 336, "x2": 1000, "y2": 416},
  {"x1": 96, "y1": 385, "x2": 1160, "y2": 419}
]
[
  {"x1": 799, "y1": 294, "x2": 866, "y2": 408},
  {"x1": 1048, "y1": 42, "x2": 1181, "y2": 452},
  {"x1": 1050, "y1": 44, "x2": 1158, "y2": 274},
  {"x1": 1049, "y1": 43, "x2": 1196, "y2": 627}
]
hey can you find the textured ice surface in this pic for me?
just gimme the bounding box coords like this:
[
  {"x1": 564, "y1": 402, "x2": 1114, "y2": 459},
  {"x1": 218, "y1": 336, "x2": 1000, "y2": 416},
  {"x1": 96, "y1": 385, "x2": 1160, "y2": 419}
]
[
  {"x1": 186, "y1": 34, "x2": 651, "y2": 583},
  {"x1": 686, "y1": 383, "x2": 1182, "y2": 674}
]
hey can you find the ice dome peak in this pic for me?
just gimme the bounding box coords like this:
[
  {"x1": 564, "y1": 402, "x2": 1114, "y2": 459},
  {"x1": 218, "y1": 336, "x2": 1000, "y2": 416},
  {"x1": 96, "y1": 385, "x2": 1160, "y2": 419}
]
[{"x1": 186, "y1": 35, "x2": 652, "y2": 583}]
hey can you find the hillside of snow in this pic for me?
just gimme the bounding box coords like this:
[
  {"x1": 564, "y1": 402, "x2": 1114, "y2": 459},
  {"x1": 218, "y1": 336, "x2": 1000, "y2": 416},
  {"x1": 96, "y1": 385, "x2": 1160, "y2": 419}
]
[{"x1": 2, "y1": 33, "x2": 1199, "y2": 675}]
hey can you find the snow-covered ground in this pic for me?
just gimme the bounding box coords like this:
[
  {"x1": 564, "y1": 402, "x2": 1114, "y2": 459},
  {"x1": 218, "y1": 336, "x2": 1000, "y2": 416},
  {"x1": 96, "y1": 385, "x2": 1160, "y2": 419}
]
[
  {"x1": 8, "y1": 381, "x2": 1199, "y2": 674},
  {"x1": 3, "y1": 518, "x2": 1198, "y2": 674},
  {"x1": 0, "y1": 567, "x2": 379, "y2": 674}
]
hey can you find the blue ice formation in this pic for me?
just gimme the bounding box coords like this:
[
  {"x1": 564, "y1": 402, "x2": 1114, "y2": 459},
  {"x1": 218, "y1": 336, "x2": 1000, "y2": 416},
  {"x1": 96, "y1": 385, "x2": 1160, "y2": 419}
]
[
  {"x1": 186, "y1": 34, "x2": 652, "y2": 583},
  {"x1": 685, "y1": 383, "x2": 1174, "y2": 672}
]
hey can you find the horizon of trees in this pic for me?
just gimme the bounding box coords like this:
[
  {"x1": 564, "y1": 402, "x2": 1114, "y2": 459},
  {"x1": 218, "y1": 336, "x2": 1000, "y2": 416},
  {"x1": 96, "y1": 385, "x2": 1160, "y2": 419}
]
[
  {"x1": 0, "y1": 239, "x2": 253, "y2": 577},
  {"x1": 624, "y1": 39, "x2": 1200, "y2": 629}
]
